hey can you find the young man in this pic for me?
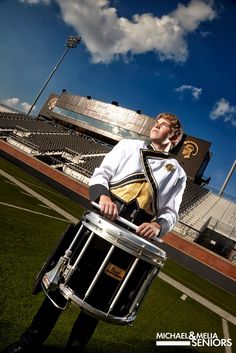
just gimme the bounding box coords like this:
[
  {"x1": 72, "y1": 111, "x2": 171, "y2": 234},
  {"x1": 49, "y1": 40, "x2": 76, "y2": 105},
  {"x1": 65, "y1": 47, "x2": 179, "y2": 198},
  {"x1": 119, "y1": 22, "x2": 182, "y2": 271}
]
[
  {"x1": 3, "y1": 113, "x2": 186, "y2": 353},
  {"x1": 89, "y1": 112, "x2": 186, "y2": 239}
]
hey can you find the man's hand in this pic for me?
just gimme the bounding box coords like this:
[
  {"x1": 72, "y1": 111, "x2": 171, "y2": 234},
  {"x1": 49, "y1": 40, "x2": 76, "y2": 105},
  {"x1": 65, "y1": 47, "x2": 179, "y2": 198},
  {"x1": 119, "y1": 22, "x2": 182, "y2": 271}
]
[
  {"x1": 99, "y1": 195, "x2": 119, "y2": 221},
  {"x1": 136, "y1": 222, "x2": 161, "y2": 238}
]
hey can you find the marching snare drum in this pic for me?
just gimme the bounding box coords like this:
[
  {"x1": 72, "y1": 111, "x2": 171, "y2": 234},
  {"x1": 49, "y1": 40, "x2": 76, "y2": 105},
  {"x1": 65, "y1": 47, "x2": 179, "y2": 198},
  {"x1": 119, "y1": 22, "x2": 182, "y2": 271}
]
[{"x1": 42, "y1": 210, "x2": 166, "y2": 325}]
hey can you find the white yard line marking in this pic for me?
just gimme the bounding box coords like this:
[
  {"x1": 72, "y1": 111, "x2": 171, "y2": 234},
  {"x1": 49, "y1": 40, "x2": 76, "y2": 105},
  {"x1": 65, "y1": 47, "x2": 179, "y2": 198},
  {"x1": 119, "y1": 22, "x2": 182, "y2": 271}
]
[
  {"x1": 0, "y1": 201, "x2": 69, "y2": 222},
  {"x1": 0, "y1": 168, "x2": 78, "y2": 224},
  {"x1": 39, "y1": 204, "x2": 52, "y2": 209},
  {"x1": 181, "y1": 294, "x2": 187, "y2": 301},
  {"x1": 159, "y1": 272, "x2": 236, "y2": 326},
  {"x1": 20, "y1": 191, "x2": 34, "y2": 197},
  {"x1": 3, "y1": 180, "x2": 15, "y2": 185},
  {"x1": 222, "y1": 319, "x2": 232, "y2": 353}
]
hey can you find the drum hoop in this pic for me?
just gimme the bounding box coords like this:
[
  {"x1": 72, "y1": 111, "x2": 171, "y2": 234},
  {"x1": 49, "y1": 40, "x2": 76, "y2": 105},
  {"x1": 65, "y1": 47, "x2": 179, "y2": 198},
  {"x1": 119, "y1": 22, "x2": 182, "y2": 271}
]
[
  {"x1": 83, "y1": 220, "x2": 163, "y2": 267},
  {"x1": 82, "y1": 212, "x2": 166, "y2": 266},
  {"x1": 59, "y1": 284, "x2": 136, "y2": 325},
  {"x1": 84, "y1": 211, "x2": 165, "y2": 253}
]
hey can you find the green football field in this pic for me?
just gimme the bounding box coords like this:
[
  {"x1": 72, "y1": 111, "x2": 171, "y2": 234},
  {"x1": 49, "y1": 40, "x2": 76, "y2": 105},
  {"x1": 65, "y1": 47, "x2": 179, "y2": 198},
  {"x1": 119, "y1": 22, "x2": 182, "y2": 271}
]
[{"x1": 0, "y1": 156, "x2": 235, "y2": 353}]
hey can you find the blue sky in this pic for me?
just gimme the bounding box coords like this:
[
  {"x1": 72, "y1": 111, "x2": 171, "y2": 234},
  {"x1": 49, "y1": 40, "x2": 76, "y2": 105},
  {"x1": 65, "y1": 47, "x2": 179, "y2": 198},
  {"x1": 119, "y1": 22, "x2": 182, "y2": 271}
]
[{"x1": 0, "y1": 0, "x2": 235, "y2": 196}]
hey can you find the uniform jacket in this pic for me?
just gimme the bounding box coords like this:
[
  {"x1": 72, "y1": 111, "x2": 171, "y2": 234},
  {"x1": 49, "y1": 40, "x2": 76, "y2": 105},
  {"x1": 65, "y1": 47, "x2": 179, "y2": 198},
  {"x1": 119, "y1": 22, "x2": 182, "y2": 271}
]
[{"x1": 89, "y1": 139, "x2": 187, "y2": 238}]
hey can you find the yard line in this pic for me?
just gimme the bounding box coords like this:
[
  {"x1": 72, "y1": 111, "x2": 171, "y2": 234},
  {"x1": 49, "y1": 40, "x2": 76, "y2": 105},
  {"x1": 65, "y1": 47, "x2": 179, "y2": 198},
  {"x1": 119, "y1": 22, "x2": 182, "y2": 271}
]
[
  {"x1": 0, "y1": 201, "x2": 69, "y2": 222},
  {"x1": 159, "y1": 272, "x2": 236, "y2": 326},
  {"x1": 180, "y1": 294, "x2": 187, "y2": 301},
  {"x1": 0, "y1": 168, "x2": 78, "y2": 224},
  {"x1": 3, "y1": 180, "x2": 15, "y2": 185},
  {"x1": 18, "y1": 177, "x2": 70, "y2": 199},
  {"x1": 222, "y1": 319, "x2": 232, "y2": 353},
  {"x1": 20, "y1": 191, "x2": 34, "y2": 197},
  {"x1": 39, "y1": 204, "x2": 52, "y2": 209}
]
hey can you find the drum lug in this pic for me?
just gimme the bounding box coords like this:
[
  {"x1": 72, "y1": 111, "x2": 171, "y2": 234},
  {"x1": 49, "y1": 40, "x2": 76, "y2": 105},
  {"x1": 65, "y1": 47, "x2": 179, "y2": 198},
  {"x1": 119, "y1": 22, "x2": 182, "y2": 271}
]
[
  {"x1": 62, "y1": 265, "x2": 73, "y2": 281},
  {"x1": 42, "y1": 251, "x2": 72, "y2": 291}
]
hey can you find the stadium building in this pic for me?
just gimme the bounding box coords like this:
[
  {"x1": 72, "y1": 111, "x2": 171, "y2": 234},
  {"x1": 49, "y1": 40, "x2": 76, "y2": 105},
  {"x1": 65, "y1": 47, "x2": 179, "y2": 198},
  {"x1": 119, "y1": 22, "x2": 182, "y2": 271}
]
[{"x1": 0, "y1": 91, "x2": 236, "y2": 290}]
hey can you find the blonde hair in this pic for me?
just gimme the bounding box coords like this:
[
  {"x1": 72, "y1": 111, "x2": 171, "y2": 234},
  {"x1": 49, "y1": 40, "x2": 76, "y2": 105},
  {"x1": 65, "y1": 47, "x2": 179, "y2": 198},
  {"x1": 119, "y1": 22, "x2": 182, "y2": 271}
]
[{"x1": 156, "y1": 112, "x2": 183, "y2": 147}]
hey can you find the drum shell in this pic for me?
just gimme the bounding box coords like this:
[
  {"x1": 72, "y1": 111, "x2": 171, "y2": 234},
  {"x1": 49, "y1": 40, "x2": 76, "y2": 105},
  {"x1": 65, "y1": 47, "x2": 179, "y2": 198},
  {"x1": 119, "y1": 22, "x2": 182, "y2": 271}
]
[{"x1": 57, "y1": 211, "x2": 166, "y2": 325}]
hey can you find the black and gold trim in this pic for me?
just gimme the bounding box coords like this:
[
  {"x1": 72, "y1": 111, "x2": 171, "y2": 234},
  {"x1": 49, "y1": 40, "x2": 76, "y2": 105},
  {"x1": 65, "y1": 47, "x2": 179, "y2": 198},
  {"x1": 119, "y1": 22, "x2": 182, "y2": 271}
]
[
  {"x1": 109, "y1": 172, "x2": 146, "y2": 189},
  {"x1": 140, "y1": 149, "x2": 169, "y2": 215}
]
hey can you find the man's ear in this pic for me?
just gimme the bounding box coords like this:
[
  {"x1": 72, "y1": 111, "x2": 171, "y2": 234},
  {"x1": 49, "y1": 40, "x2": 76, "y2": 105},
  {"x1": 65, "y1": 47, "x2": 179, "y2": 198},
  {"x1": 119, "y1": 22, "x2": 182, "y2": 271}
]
[{"x1": 169, "y1": 133, "x2": 178, "y2": 142}]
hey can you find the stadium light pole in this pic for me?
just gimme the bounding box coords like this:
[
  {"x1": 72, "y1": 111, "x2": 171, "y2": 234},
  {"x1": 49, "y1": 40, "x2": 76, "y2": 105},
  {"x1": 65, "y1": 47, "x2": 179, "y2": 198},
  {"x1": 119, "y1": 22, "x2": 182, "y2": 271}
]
[
  {"x1": 219, "y1": 159, "x2": 236, "y2": 197},
  {"x1": 27, "y1": 35, "x2": 81, "y2": 116}
]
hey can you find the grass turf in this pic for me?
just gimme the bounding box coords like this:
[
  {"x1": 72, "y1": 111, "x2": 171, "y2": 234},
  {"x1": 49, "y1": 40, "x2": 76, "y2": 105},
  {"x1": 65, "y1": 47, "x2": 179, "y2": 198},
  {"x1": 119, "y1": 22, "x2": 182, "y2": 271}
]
[
  {"x1": 162, "y1": 258, "x2": 236, "y2": 316},
  {"x1": 0, "y1": 156, "x2": 85, "y2": 220}
]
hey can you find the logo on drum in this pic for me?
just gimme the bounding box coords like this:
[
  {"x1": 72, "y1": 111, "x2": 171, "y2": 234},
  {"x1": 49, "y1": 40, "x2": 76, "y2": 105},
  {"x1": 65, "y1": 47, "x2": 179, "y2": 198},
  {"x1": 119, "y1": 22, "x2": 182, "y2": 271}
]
[
  {"x1": 104, "y1": 262, "x2": 126, "y2": 281},
  {"x1": 155, "y1": 332, "x2": 232, "y2": 347}
]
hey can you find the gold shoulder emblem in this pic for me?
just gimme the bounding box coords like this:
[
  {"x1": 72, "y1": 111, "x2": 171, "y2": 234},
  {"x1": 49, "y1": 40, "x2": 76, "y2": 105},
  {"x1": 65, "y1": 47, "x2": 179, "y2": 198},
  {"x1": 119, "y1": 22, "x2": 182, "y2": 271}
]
[{"x1": 165, "y1": 163, "x2": 176, "y2": 172}]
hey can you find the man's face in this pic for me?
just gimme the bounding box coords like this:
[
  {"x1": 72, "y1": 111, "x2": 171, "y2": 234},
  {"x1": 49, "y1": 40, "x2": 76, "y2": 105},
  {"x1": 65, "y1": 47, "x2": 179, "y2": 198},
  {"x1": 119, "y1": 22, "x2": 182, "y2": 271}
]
[{"x1": 150, "y1": 118, "x2": 173, "y2": 144}]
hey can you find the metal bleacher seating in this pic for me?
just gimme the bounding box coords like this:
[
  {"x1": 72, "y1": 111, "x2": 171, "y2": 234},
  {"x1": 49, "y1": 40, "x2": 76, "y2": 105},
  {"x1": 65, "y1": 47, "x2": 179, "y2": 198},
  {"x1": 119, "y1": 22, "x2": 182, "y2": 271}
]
[
  {"x1": 1, "y1": 112, "x2": 112, "y2": 177},
  {"x1": 176, "y1": 178, "x2": 236, "y2": 242},
  {"x1": 179, "y1": 178, "x2": 210, "y2": 216},
  {"x1": 0, "y1": 112, "x2": 67, "y2": 134},
  {"x1": 0, "y1": 112, "x2": 33, "y2": 133},
  {"x1": 75, "y1": 155, "x2": 107, "y2": 176},
  {"x1": 15, "y1": 133, "x2": 112, "y2": 154}
]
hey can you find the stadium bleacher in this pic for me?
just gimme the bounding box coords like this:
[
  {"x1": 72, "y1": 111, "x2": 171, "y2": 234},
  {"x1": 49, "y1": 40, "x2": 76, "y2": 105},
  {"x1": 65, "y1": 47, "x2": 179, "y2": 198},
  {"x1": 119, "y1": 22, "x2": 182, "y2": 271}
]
[
  {"x1": 0, "y1": 112, "x2": 68, "y2": 134},
  {"x1": 0, "y1": 111, "x2": 112, "y2": 177},
  {"x1": 179, "y1": 178, "x2": 210, "y2": 215}
]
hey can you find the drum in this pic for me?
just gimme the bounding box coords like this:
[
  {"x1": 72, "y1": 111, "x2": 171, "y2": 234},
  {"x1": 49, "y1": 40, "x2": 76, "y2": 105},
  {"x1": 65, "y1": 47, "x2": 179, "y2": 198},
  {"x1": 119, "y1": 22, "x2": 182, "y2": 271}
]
[{"x1": 42, "y1": 210, "x2": 166, "y2": 325}]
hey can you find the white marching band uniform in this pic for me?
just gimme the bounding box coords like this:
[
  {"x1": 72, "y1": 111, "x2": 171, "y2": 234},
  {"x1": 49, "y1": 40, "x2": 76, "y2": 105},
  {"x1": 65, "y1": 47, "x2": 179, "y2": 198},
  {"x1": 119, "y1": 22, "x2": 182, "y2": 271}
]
[{"x1": 89, "y1": 139, "x2": 187, "y2": 238}]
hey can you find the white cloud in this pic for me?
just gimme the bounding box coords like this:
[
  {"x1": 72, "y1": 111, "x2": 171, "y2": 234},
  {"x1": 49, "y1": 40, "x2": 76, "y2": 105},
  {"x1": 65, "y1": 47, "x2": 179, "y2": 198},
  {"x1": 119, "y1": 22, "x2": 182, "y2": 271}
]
[
  {"x1": 21, "y1": 102, "x2": 35, "y2": 113},
  {"x1": 210, "y1": 98, "x2": 236, "y2": 126},
  {"x1": 2, "y1": 97, "x2": 36, "y2": 114},
  {"x1": 18, "y1": 0, "x2": 218, "y2": 63},
  {"x1": 175, "y1": 85, "x2": 202, "y2": 100},
  {"x1": 171, "y1": 0, "x2": 216, "y2": 31},
  {"x1": 19, "y1": 0, "x2": 50, "y2": 4},
  {"x1": 3, "y1": 98, "x2": 20, "y2": 106}
]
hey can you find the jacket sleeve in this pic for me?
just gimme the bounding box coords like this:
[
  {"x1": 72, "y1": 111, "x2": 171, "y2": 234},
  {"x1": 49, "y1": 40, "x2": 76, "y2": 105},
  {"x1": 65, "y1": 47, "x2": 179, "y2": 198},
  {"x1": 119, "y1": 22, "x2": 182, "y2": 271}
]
[
  {"x1": 89, "y1": 140, "x2": 126, "y2": 201},
  {"x1": 156, "y1": 173, "x2": 187, "y2": 238}
]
